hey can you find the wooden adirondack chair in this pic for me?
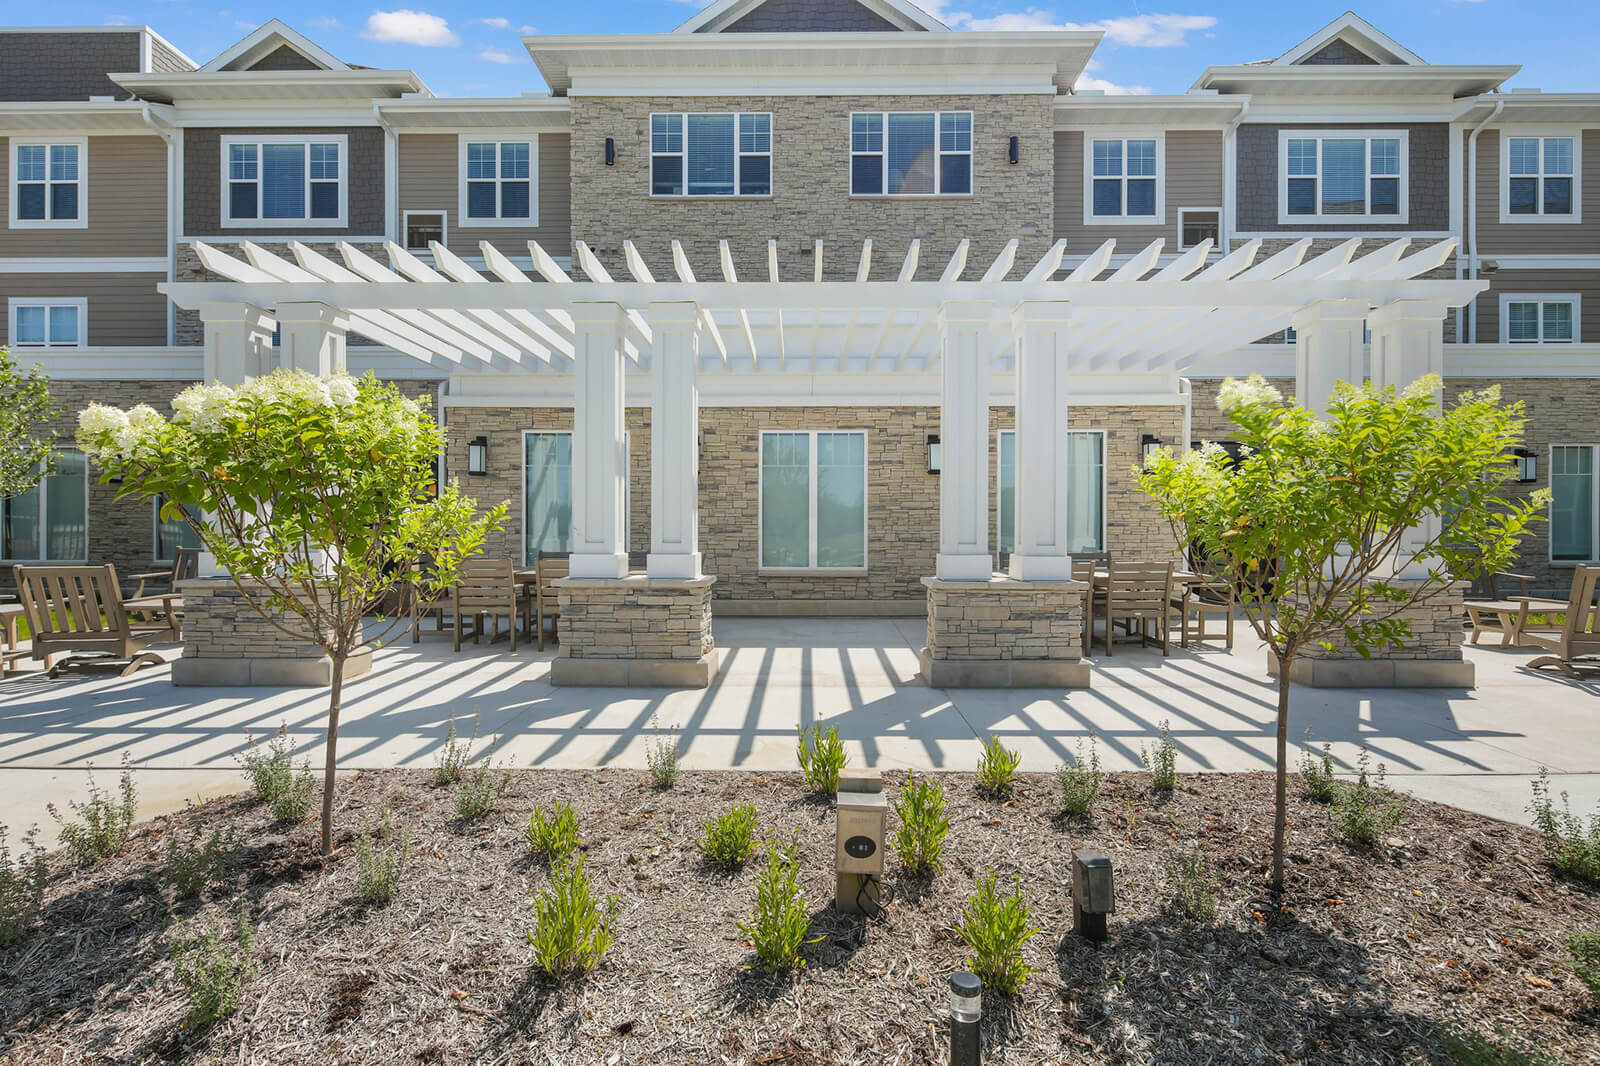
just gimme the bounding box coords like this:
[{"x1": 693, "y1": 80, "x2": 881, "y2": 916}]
[
  {"x1": 1522, "y1": 566, "x2": 1600, "y2": 677},
  {"x1": 12, "y1": 564, "x2": 170, "y2": 677}
]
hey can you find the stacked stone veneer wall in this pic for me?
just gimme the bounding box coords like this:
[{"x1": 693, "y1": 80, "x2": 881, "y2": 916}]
[
  {"x1": 1296, "y1": 582, "x2": 1469, "y2": 663},
  {"x1": 172, "y1": 579, "x2": 372, "y2": 686},
  {"x1": 921, "y1": 577, "x2": 1090, "y2": 688},
  {"x1": 1273, "y1": 580, "x2": 1472, "y2": 688},
  {"x1": 553, "y1": 577, "x2": 717, "y2": 687}
]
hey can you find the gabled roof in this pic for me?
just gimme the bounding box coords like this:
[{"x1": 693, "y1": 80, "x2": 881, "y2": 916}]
[
  {"x1": 1273, "y1": 12, "x2": 1424, "y2": 66},
  {"x1": 675, "y1": 0, "x2": 947, "y2": 34},
  {"x1": 200, "y1": 18, "x2": 349, "y2": 72}
]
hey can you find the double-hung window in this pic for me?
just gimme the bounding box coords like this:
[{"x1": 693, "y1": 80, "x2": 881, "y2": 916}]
[
  {"x1": 9, "y1": 298, "x2": 85, "y2": 347},
  {"x1": 222, "y1": 136, "x2": 346, "y2": 226},
  {"x1": 1502, "y1": 294, "x2": 1579, "y2": 344},
  {"x1": 850, "y1": 111, "x2": 972, "y2": 196},
  {"x1": 1280, "y1": 130, "x2": 1406, "y2": 223},
  {"x1": 1551, "y1": 445, "x2": 1599, "y2": 563},
  {"x1": 1, "y1": 451, "x2": 88, "y2": 562},
  {"x1": 760, "y1": 431, "x2": 867, "y2": 570},
  {"x1": 1086, "y1": 135, "x2": 1161, "y2": 223},
  {"x1": 997, "y1": 430, "x2": 1105, "y2": 554},
  {"x1": 10, "y1": 139, "x2": 85, "y2": 227},
  {"x1": 650, "y1": 113, "x2": 770, "y2": 197},
  {"x1": 1503, "y1": 133, "x2": 1579, "y2": 221},
  {"x1": 461, "y1": 137, "x2": 536, "y2": 224}
]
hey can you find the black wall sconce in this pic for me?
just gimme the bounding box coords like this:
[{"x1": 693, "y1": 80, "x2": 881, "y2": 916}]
[
  {"x1": 1008, "y1": 136, "x2": 1020, "y2": 165},
  {"x1": 927, "y1": 434, "x2": 942, "y2": 475},
  {"x1": 1512, "y1": 446, "x2": 1538, "y2": 483},
  {"x1": 467, "y1": 435, "x2": 489, "y2": 476},
  {"x1": 1140, "y1": 434, "x2": 1164, "y2": 465},
  {"x1": 604, "y1": 137, "x2": 616, "y2": 166}
]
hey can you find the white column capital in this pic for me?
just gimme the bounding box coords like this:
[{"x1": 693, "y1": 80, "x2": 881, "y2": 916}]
[
  {"x1": 1290, "y1": 298, "x2": 1368, "y2": 332},
  {"x1": 273, "y1": 300, "x2": 349, "y2": 332},
  {"x1": 1367, "y1": 299, "x2": 1450, "y2": 330},
  {"x1": 195, "y1": 302, "x2": 273, "y2": 329},
  {"x1": 570, "y1": 300, "x2": 626, "y2": 327},
  {"x1": 1011, "y1": 300, "x2": 1073, "y2": 328},
  {"x1": 647, "y1": 300, "x2": 700, "y2": 327},
  {"x1": 199, "y1": 303, "x2": 275, "y2": 386},
  {"x1": 274, "y1": 301, "x2": 348, "y2": 378},
  {"x1": 939, "y1": 300, "x2": 993, "y2": 328}
]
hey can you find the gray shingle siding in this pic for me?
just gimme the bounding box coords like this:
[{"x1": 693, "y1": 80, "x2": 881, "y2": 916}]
[
  {"x1": 721, "y1": 0, "x2": 902, "y2": 33},
  {"x1": 247, "y1": 45, "x2": 323, "y2": 71},
  {"x1": 0, "y1": 31, "x2": 142, "y2": 101},
  {"x1": 1301, "y1": 40, "x2": 1379, "y2": 65},
  {"x1": 148, "y1": 34, "x2": 195, "y2": 73},
  {"x1": 183, "y1": 126, "x2": 387, "y2": 236}
]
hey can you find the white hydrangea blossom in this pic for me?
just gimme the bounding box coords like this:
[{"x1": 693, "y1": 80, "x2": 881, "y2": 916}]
[
  {"x1": 1402, "y1": 373, "x2": 1443, "y2": 400},
  {"x1": 1216, "y1": 375, "x2": 1284, "y2": 413},
  {"x1": 77, "y1": 403, "x2": 130, "y2": 438},
  {"x1": 325, "y1": 376, "x2": 359, "y2": 407},
  {"x1": 172, "y1": 382, "x2": 237, "y2": 433},
  {"x1": 238, "y1": 369, "x2": 334, "y2": 409}
]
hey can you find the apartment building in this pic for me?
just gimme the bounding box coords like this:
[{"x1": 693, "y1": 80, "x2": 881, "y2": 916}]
[{"x1": 2, "y1": 0, "x2": 1596, "y2": 611}]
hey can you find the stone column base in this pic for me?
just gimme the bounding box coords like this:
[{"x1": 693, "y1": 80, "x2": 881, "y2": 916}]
[
  {"x1": 551, "y1": 574, "x2": 718, "y2": 689},
  {"x1": 919, "y1": 575, "x2": 1091, "y2": 689},
  {"x1": 173, "y1": 578, "x2": 371, "y2": 687},
  {"x1": 1274, "y1": 579, "x2": 1474, "y2": 689},
  {"x1": 173, "y1": 646, "x2": 373, "y2": 687}
]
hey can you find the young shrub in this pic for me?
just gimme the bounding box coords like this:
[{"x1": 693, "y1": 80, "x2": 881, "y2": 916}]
[
  {"x1": 738, "y1": 842, "x2": 816, "y2": 974},
  {"x1": 1056, "y1": 737, "x2": 1102, "y2": 818},
  {"x1": 164, "y1": 827, "x2": 239, "y2": 902},
  {"x1": 954, "y1": 871, "x2": 1040, "y2": 997},
  {"x1": 1570, "y1": 931, "x2": 1600, "y2": 1002},
  {"x1": 236, "y1": 726, "x2": 297, "y2": 804},
  {"x1": 1166, "y1": 848, "x2": 1218, "y2": 923},
  {"x1": 645, "y1": 715, "x2": 682, "y2": 790},
  {"x1": 1299, "y1": 737, "x2": 1341, "y2": 804},
  {"x1": 701, "y1": 803, "x2": 760, "y2": 869},
  {"x1": 354, "y1": 820, "x2": 409, "y2": 906},
  {"x1": 975, "y1": 734, "x2": 1021, "y2": 798},
  {"x1": 169, "y1": 909, "x2": 258, "y2": 1029},
  {"x1": 1331, "y1": 748, "x2": 1405, "y2": 849},
  {"x1": 0, "y1": 823, "x2": 48, "y2": 949},
  {"x1": 526, "y1": 801, "x2": 581, "y2": 863},
  {"x1": 1140, "y1": 720, "x2": 1179, "y2": 794},
  {"x1": 270, "y1": 761, "x2": 318, "y2": 826},
  {"x1": 432, "y1": 711, "x2": 476, "y2": 787},
  {"x1": 49, "y1": 755, "x2": 138, "y2": 866},
  {"x1": 796, "y1": 723, "x2": 848, "y2": 796},
  {"x1": 453, "y1": 764, "x2": 507, "y2": 821},
  {"x1": 528, "y1": 856, "x2": 617, "y2": 979},
  {"x1": 891, "y1": 771, "x2": 950, "y2": 876},
  {"x1": 1529, "y1": 768, "x2": 1600, "y2": 885}
]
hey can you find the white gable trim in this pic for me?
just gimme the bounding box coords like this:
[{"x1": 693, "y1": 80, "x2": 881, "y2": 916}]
[
  {"x1": 674, "y1": 0, "x2": 947, "y2": 34},
  {"x1": 200, "y1": 19, "x2": 350, "y2": 73},
  {"x1": 1274, "y1": 13, "x2": 1424, "y2": 67}
]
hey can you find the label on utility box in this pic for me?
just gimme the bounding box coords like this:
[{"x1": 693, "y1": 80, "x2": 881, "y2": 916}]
[{"x1": 835, "y1": 791, "x2": 887, "y2": 875}]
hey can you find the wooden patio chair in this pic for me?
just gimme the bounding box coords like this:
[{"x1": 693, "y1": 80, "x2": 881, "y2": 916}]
[
  {"x1": 1071, "y1": 555, "x2": 1097, "y2": 649},
  {"x1": 534, "y1": 551, "x2": 570, "y2": 651},
  {"x1": 1173, "y1": 578, "x2": 1236, "y2": 650},
  {"x1": 1521, "y1": 566, "x2": 1600, "y2": 677},
  {"x1": 1, "y1": 602, "x2": 27, "y2": 677},
  {"x1": 1101, "y1": 561, "x2": 1175, "y2": 657},
  {"x1": 125, "y1": 546, "x2": 199, "y2": 641},
  {"x1": 449, "y1": 559, "x2": 530, "y2": 652},
  {"x1": 12, "y1": 564, "x2": 170, "y2": 677}
]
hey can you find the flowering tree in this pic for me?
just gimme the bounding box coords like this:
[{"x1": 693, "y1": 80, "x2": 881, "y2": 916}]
[
  {"x1": 1138, "y1": 375, "x2": 1543, "y2": 899},
  {"x1": 0, "y1": 346, "x2": 57, "y2": 499},
  {"x1": 78, "y1": 369, "x2": 505, "y2": 855}
]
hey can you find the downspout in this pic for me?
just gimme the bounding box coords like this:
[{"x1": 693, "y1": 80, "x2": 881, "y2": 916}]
[
  {"x1": 373, "y1": 102, "x2": 399, "y2": 246},
  {"x1": 141, "y1": 102, "x2": 180, "y2": 347},
  {"x1": 1221, "y1": 97, "x2": 1251, "y2": 256},
  {"x1": 435, "y1": 379, "x2": 448, "y2": 490},
  {"x1": 1465, "y1": 97, "x2": 1504, "y2": 344},
  {"x1": 1179, "y1": 377, "x2": 1193, "y2": 452}
]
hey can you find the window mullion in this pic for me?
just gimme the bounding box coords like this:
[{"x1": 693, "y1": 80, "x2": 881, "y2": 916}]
[{"x1": 809, "y1": 433, "x2": 820, "y2": 568}]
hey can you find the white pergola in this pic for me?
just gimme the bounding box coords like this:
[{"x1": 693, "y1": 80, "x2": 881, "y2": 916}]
[{"x1": 164, "y1": 235, "x2": 1485, "y2": 586}]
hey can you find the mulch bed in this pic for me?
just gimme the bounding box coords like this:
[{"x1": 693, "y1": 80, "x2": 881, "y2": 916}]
[{"x1": 3, "y1": 767, "x2": 1598, "y2": 1065}]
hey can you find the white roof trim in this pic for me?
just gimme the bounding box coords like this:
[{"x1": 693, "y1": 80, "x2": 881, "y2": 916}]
[
  {"x1": 674, "y1": 0, "x2": 946, "y2": 34},
  {"x1": 200, "y1": 19, "x2": 349, "y2": 73},
  {"x1": 1274, "y1": 12, "x2": 1424, "y2": 67}
]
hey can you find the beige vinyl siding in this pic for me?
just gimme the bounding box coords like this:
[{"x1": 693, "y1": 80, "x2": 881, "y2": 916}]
[
  {"x1": 1053, "y1": 129, "x2": 1223, "y2": 247},
  {"x1": 1474, "y1": 269, "x2": 1600, "y2": 343},
  {"x1": 0, "y1": 135, "x2": 168, "y2": 257},
  {"x1": 1475, "y1": 129, "x2": 1600, "y2": 256},
  {"x1": 0, "y1": 271, "x2": 167, "y2": 346},
  {"x1": 397, "y1": 133, "x2": 571, "y2": 258}
]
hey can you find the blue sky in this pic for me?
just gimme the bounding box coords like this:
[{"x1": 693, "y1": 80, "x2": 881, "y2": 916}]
[{"x1": 27, "y1": 0, "x2": 1600, "y2": 98}]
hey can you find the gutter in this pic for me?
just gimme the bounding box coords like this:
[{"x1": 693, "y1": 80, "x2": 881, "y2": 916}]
[
  {"x1": 1220, "y1": 97, "x2": 1251, "y2": 256},
  {"x1": 373, "y1": 102, "x2": 400, "y2": 246},
  {"x1": 1464, "y1": 97, "x2": 1504, "y2": 344}
]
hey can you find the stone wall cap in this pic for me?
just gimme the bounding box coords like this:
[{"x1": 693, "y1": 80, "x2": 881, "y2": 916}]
[
  {"x1": 554, "y1": 574, "x2": 717, "y2": 590},
  {"x1": 921, "y1": 575, "x2": 1090, "y2": 591}
]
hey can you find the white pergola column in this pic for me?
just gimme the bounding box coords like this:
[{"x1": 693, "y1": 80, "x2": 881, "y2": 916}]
[
  {"x1": 275, "y1": 301, "x2": 348, "y2": 377},
  {"x1": 936, "y1": 301, "x2": 994, "y2": 580},
  {"x1": 568, "y1": 301, "x2": 629, "y2": 580},
  {"x1": 1292, "y1": 298, "x2": 1368, "y2": 416},
  {"x1": 647, "y1": 301, "x2": 702, "y2": 580},
  {"x1": 1009, "y1": 301, "x2": 1074, "y2": 581},
  {"x1": 198, "y1": 303, "x2": 274, "y2": 385},
  {"x1": 1370, "y1": 299, "x2": 1450, "y2": 573}
]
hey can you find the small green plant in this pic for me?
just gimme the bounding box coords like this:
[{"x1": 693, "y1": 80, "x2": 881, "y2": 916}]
[
  {"x1": 1331, "y1": 747, "x2": 1405, "y2": 848},
  {"x1": 645, "y1": 715, "x2": 682, "y2": 790},
  {"x1": 701, "y1": 803, "x2": 760, "y2": 869},
  {"x1": 169, "y1": 908, "x2": 258, "y2": 1028},
  {"x1": 528, "y1": 855, "x2": 617, "y2": 979},
  {"x1": 1140, "y1": 720, "x2": 1178, "y2": 793},
  {"x1": 954, "y1": 871, "x2": 1039, "y2": 997},
  {"x1": 1299, "y1": 735, "x2": 1341, "y2": 803},
  {"x1": 1569, "y1": 931, "x2": 1600, "y2": 1001},
  {"x1": 0, "y1": 823, "x2": 47, "y2": 948},
  {"x1": 1166, "y1": 848, "x2": 1218, "y2": 923},
  {"x1": 453, "y1": 763, "x2": 507, "y2": 821},
  {"x1": 432, "y1": 711, "x2": 476, "y2": 786},
  {"x1": 526, "y1": 801, "x2": 581, "y2": 863},
  {"x1": 738, "y1": 842, "x2": 817, "y2": 974},
  {"x1": 1529, "y1": 768, "x2": 1600, "y2": 885},
  {"x1": 49, "y1": 755, "x2": 137, "y2": 866},
  {"x1": 237, "y1": 726, "x2": 297, "y2": 804},
  {"x1": 354, "y1": 820, "x2": 409, "y2": 906},
  {"x1": 164, "y1": 827, "x2": 239, "y2": 902},
  {"x1": 1436, "y1": 1027, "x2": 1562, "y2": 1066},
  {"x1": 270, "y1": 762, "x2": 318, "y2": 825},
  {"x1": 1056, "y1": 737, "x2": 1102, "y2": 818},
  {"x1": 891, "y1": 771, "x2": 950, "y2": 876},
  {"x1": 796, "y1": 722, "x2": 848, "y2": 795},
  {"x1": 975, "y1": 734, "x2": 1021, "y2": 798}
]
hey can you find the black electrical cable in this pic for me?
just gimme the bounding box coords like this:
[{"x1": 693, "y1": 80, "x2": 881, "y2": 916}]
[{"x1": 854, "y1": 873, "x2": 891, "y2": 921}]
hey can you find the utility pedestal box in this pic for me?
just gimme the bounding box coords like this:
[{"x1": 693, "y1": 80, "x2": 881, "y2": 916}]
[{"x1": 835, "y1": 769, "x2": 885, "y2": 915}]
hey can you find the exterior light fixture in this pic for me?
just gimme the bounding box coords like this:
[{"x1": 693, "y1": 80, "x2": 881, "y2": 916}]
[
  {"x1": 948, "y1": 971, "x2": 982, "y2": 1066},
  {"x1": 467, "y1": 435, "x2": 489, "y2": 476},
  {"x1": 1513, "y1": 446, "x2": 1538, "y2": 483},
  {"x1": 1070, "y1": 847, "x2": 1115, "y2": 943},
  {"x1": 604, "y1": 137, "x2": 616, "y2": 166},
  {"x1": 1008, "y1": 135, "x2": 1019, "y2": 165},
  {"x1": 1140, "y1": 434, "x2": 1164, "y2": 466},
  {"x1": 927, "y1": 434, "x2": 941, "y2": 474}
]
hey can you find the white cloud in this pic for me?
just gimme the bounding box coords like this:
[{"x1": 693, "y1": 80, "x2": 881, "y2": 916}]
[
  {"x1": 475, "y1": 16, "x2": 510, "y2": 27},
  {"x1": 1074, "y1": 73, "x2": 1153, "y2": 95},
  {"x1": 520, "y1": 25, "x2": 536, "y2": 33},
  {"x1": 478, "y1": 47, "x2": 523, "y2": 64},
  {"x1": 310, "y1": 15, "x2": 343, "y2": 30},
  {"x1": 234, "y1": 19, "x2": 256, "y2": 30},
  {"x1": 921, "y1": 4, "x2": 1217, "y2": 47},
  {"x1": 361, "y1": 10, "x2": 460, "y2": 47}
]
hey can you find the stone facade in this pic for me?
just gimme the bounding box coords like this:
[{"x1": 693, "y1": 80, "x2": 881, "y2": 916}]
[
  {"x1": 551, "y1": 576, "x2": 718, "y2": 687},
  {"x1": 171, "y1": 578, "x2": 372, "y2": 686},
  {"x1": 920, "y1": 576, "x2": 1090, "y2": 687},
  {"x1": 1275, "y1": 580, "x2": 1473, "y2": 687}
]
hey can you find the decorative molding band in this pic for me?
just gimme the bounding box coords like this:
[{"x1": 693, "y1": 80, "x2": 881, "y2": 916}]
[{"x1": 0, "y1": 257, "x2": 169, "y2": 273}]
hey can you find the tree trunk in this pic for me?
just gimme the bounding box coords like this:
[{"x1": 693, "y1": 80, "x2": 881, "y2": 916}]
[
  {"x1": 1270, "y1": 655, "x2": 1292, "y2": 900},
  {"x1": 320, "y1": 656, "x2": 345, "y2": 858}
]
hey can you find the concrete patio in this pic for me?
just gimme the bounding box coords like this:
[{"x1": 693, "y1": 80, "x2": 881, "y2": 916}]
[{"x1": 2, "y1": 617, "x2": 1597, "y2": 843}]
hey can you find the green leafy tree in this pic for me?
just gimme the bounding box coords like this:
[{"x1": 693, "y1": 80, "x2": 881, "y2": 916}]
[
  {"x1": 77, "y1": 369, "x2": 505, "y2": 856},
  {"x1": 1138, "y1": 374, "x2": 1542, "y2": 899},
  {"x1": 0, "y1": 346, "x2": 57, "y2": 498}
]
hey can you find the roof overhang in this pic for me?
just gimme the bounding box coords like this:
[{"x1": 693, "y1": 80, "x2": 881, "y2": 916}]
[
  {"x1": 523, "y1": 32, "x2": 1101, "y2": 96},
  {"x1": 1193, "y1": 65, "x2": 1519, "y2": 98},
  {"x1": 1456, "y1": 92, "x2": 1600, "y2": 125},
  {"x1": 0, "y1": 100, "x2": 175, "y2": 135},
  {"x1": 1055, "y1": 94, "x2": 1245, "y2": 130},
  {"x1": 112, "y1": 70, "x2": 429, "y2": 105},
  {"x1": 375, "y1": 96, "x2": 570, "y2": 132}
]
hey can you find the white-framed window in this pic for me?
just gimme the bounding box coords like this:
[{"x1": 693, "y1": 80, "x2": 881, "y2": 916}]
[
  {"x1": 403, "y1": 210, "x2": 447, "y2": 252},
  {"x1": 9, "y1": 137, "x2": 87, "y2": 229},
  {"x1": 153, "y1": 496, "x2": 204, "y2": 563},
  {"x1": 650, "y1": 113, "x2": 771, "y2": 197},
  {"x1": 1550, "y1": 444, "x2": 1598, "y2": 563},
  {"x1": 996, "y1": 430, "x2": 1106, "y2": 554},
  {"x1": 1, "y1": 450, "x2": 89, "y2": 562},
  {"x1": 1278, "y1": 129, "x2": 1407, "y2": 224},
  {"x1": 221, "y1": 135, "x2": 348, "y2": 227},
  {"x1": 1501, "y1": 293, "x2": 1579, "y2": 344},
  {"x1": 1084, "y1": 134, "x2": 1163, "y2": 224},
  {"x1": 759, "y1": 430, "x2": 867, "y2": 571},
  {"x1": 8, "y1": 298, "x2": 85, "y2": 348},
  {"x1": 460, "y1": 136, "x2": 537, "y2": 225},
  {"x1": 1178, "y1": 207, "x2": 1221, "y2": 250},
  {"x1": 1501, "y1": 131, "x2": 1580, "y2": 223},
  {"x1": 521, "y1": 430, "x2": 630, "y2": 563},
  {"x1": 850, "y1": 111, "x2": 972, "y2": 197}
]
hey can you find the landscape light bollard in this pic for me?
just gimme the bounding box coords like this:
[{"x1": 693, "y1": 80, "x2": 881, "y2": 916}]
[
  {"x1": 949, "y1": 970, "x2": 982, "y2": 1066},
  {"x1": 1070, "y1": 848, "x2": 1115, "y2": 943},
  {"x1": 835, "y1": 768, "x2": 886, "y2": 915}
]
